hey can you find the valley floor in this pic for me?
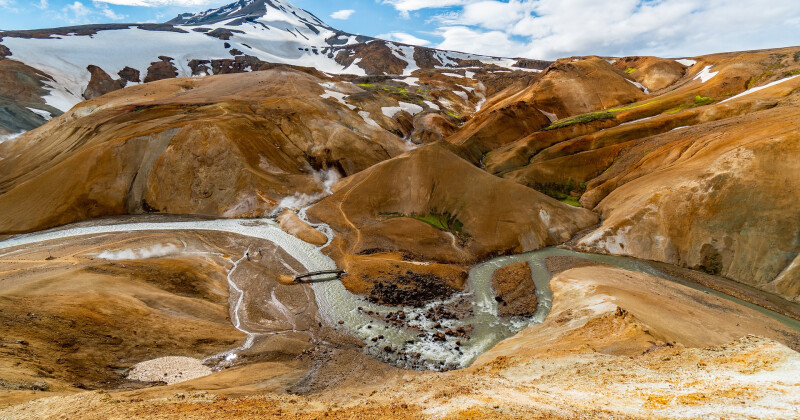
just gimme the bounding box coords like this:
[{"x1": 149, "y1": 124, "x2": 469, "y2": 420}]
[{"x1": 1, "y1": 219, "x2": 799, "y2": 419}]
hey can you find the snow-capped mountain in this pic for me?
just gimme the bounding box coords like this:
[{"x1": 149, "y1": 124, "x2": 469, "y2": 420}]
[{"x1": 0, "y1": 0, "x2": 537, "y2": 130}]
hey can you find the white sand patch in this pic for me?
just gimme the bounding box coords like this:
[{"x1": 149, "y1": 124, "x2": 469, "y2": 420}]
[
  {"x1": 720, "y1": 75, "x2": 800, "y2": 103},
  {"x1": 676, "y1": 59, "x2": 697, "y2": 67},
  {"x1": 381, "y1": 101, "x2": 423, "y2": 117},
  {"x1": 693, "y1": 65, "x2": 718, "y2": 83},
  {"x1": 97, "y1": 243, "x2": 178, "y2": 260},
  {"x1": 127, "y1": 356, "x2": 212, "y2": 385}
]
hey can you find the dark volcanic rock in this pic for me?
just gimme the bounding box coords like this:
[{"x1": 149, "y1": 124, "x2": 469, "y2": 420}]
[
  {"x1": 491, "y1": 261, "x2": 538, "y2": 317},
  {"x1": 368, "y1": 271, "x2": 457, "y2": 307},
  {"x1": 206, "y1": 28, "x2": 245, "y2": 40},
  {"x1": 0, "y1": 44, "x2": 11, "y2": 59},
  {"x1": 83, "y1": 65, "x2": 125, "y2": 100},
  {"x1": 144, "y1": 56, "x2": 178, "y2": 83},
  {"x1": 188, "y1": 59, "x2": 211, "y2": 76},
  {"x1": 117, "y1": 66, "x2": 140, "y2": 84}
]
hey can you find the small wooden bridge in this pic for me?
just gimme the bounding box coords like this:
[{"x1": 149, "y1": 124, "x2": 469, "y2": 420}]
[
  {"x1": 295, "y1": 270, "x2": 346, "y2": 282},
  {"x1": 278, "y1": 270, "x2": 345, "y2": 285}
]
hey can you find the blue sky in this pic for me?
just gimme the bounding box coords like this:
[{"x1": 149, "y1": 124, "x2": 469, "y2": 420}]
[{"x1": 1, "y1": 0, "x2": 799, "y2": 60}]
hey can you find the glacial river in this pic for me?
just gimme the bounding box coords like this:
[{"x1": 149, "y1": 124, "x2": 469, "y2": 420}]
[{"x1": 1, "y1": 217, "x2": 797, "y2": 370}]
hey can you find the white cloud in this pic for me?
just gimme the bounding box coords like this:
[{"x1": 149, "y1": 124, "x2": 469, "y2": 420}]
[
  {"x1": 94, "y1": 1, "x2": 125, "y2": 19},
  {"x1": 34, "y1": 0, "x2": 48, "y2": 10},
  {"x1": 376, "y1": 31, "x2": 431, "y2": 46},
  {"x1": 383, "y1": 0, "x2": 473, "y2": 18},
  {"x1": 384, "y1": 0, "x2": 800, "y2": 60},
  {"x1": 330, "y1": 9, "x2": 355, "y2": 20},
  {"x1": 61, "y1": 1, "x2": 92, "y2": 24}
]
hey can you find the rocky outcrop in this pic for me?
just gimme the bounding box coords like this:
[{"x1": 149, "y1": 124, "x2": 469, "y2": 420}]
[
  {"x1": 144, "y1": 56, "x2": 178, "y2": 83},
  {"x1": 491, "y1": 261, "x2": 538, "y2": 317},
  {"x1": 117, "y1": 66, "x2": 141, "y2": 83},
  {"x1": 83, "y1": 65, "x2": 126, "y2": 100},
  {"x1": 334, "y1": 41, "x2": 408, "y2": 75}
]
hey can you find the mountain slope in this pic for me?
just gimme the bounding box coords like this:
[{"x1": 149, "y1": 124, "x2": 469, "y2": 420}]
[{"x1": 0, "y1": 0, "x2": 540, "y2": 135}]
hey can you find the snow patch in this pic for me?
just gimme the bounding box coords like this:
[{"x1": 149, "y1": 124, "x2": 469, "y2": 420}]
[
  {"x1": 454, "y1": 91, "x2": 469, "y2": 101},
  {"x1": 381, "y1": 101, "x2": 423, "y2": 117},
  {"x1": 0, "y1": 132, "x2": 24, "y2": 145},
  {"x1": 26, "y1": 107, "x2": 53, "y2": 121},
  {"x1": 320, "y1": 88, "x2": 356, "y2": 110},
  {"x1": 626, "y1": 79, "x2": 650, "y2": 94},
  {"x1": 358, "y1": 110, "x2": 381, "y2": 128},
  {"x1": 676, "y1": 59, "x2": 697, "y2": 67},
  {"x1": 693, "y1": 65, "x2": 718, "y2": 83},
  {"x1": 97, "y1": 243, "x2": 179, "y2": 260},
  {"x1": 720, "y1": 75, "x2": 800, "y2": 103},
  {"x1": 424, "y1": 100, "x2": 440, "y2": 110}
]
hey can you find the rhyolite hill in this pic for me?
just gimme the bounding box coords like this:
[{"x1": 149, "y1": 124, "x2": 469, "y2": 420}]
[{"x1": 1, "y1": 0, "x2": 800, "y2": 417}]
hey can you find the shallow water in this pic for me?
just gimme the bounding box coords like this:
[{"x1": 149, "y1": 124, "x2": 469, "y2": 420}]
[{"x1": 1, "y1": 217, "x2": 797, "y2": 371}]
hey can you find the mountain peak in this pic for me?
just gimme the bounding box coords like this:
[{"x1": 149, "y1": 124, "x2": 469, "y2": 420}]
[{"x1": 167, "y1": 0, "x2": 328, "y2": 29}]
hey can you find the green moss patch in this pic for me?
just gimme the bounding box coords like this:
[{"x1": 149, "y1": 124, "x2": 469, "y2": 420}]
[
  {"x1": 694, "y1": 95, "x2": 714, "y2": 106},
  {"x1": 544, "y1": 111, "x2": 615, "y2": 130},
  {"x1": 607, "y1": 99, "x2": 662, "y2": 113},
  {"x1": 412, "y1": 212, "x2": 464, "y2": 234}
]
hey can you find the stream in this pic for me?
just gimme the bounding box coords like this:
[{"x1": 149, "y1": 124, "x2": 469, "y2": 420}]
[{"x1": 1, "y1": 217, "x2": 798, "y2": 371}]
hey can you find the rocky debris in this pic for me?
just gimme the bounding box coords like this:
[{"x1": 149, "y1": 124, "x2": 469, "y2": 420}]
[
  {"x1": 144, "y1": 56, "x2": 178, "y2": 83},
  {"x1": 188, "y1": 59, "x2": 211, "y2": 76},
  {"x1": 229, "y1": 49, "x2": 244, "y2": 56},
  {"x1": 277, "y1": 210, "x2": 328, "y2": 246},
  {"x1": 83, "y1": 65, "x2": 126, "y2": 100},
  {"x1": 205, "y1": 28, "x2": 245, "y2": 40},
  {"x1": 117, "y1": 66, "x2": 140, "y2": 83},
  {"x1": 334, "y1": 41, "x2": 408, "y2": 75},
  {"x1": 127, "y1": 356, "x2": 212, "y2": 385},
  {"x1": 491, "y1": 261, "x2": 538, "y2": 317},
  {"x1": 0, "y1": 44, "x2": 11, "y2": 59},
  {"x1": 213, "y1": 55, "x2": 264, "y2": 74},
  {"x1": 513, "y1": 58, "x2": 552, "y2": 70},
  {"x1": 368, "y1": 271, "x2": 457, "y2": 306}
]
